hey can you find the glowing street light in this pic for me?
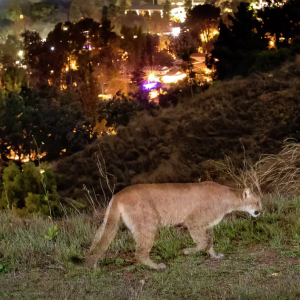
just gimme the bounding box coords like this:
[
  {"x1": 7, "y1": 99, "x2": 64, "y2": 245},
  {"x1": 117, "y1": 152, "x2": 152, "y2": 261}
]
[
  {"x1": 171, "y1": 27, "x2": 181, "y2": 37},
  {"x1": 18, "y1": 50, "x2": 23, "y2": 57},
  {"x1": 51, "y1": 46, "x2": 55, "y2": 51},
  {"x1": 148, "y1": 73, "x2": 156, "y2": 82}
]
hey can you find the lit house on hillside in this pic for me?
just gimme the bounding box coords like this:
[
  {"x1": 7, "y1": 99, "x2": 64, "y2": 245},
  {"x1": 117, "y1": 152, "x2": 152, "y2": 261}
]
[{"x1": 126, "y1": 1, "x2": 205, "y2": 23}]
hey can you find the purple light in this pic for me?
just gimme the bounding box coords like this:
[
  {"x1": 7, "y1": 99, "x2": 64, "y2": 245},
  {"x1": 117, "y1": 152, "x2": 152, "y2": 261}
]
[{"x1": 143, "y1": 82, "x2": 157, "y2": 90}]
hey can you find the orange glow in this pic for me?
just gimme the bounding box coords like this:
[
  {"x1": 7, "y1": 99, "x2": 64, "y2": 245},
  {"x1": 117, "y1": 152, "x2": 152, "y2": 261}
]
[
  {"x1": 161, "y1": 73, "x2": 186, "y2": 83},
  {"x1": 6, "y1": 149, "x2": 46, "y2": 162},
  {"x1": 149, "y1": 90, "x2": 159, "y2": 99},
  {"x1": 121, "y1": 51, "x2": 128, "y2": 61}
]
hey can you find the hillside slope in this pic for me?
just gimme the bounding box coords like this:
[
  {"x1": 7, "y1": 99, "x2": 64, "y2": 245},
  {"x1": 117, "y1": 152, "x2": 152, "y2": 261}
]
[{"x1": 55, "y1": 58, "x2": 300, "y2": 204}]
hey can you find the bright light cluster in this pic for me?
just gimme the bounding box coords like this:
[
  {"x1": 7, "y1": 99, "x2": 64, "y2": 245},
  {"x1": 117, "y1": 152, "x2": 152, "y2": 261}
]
[
  {"x1": 161, "y1": 73, "x2": 186, "y2": 83},
  {"x1": 171, "y1": 27, "x2": 181, "y2": 37}
]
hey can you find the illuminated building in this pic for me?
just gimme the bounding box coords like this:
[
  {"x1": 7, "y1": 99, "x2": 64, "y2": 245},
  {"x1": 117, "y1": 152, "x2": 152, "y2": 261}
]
[
  {"x1": 126, "y1": 1, "x2": 205, "y2": 23},
  {"x1": 161, "y1": 67, "x2": 186, "y2": 83}
]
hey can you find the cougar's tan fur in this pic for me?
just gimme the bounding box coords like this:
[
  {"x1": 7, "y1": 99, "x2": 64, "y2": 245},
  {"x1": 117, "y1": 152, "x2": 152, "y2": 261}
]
[{"x1": 85, "y1": 181, "x2": 262, "y2": 270}]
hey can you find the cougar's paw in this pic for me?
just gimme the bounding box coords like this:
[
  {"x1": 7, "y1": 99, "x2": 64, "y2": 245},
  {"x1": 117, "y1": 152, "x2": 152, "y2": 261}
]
[
  {"x1": 212, "y1": 253, "x2": 224, "y2": 260},
  {"x1": 84, "y1": 257, "x2": 98, "y2": 269},
  {"x1": 156, "y1": 263, "x2": 167, "y2": 270}
]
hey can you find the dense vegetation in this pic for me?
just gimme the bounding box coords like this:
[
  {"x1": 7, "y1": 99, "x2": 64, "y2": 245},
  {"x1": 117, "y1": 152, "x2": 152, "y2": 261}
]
[{"x1": 0, "y1": 1, "x2": 300, "y2": 215}]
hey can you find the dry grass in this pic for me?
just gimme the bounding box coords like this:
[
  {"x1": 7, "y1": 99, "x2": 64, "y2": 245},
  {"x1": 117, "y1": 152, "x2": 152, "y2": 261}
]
[
  {"x1": 257, "y1": 143, "x2": 300, "y2": 196},
  {"x1": 214, "y1": 143, "x2": 300, "y2": 197}
]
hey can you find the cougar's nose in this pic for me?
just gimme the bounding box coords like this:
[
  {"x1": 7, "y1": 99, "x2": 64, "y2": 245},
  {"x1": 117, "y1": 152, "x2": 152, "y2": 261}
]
[{"x1": 254, "y1": 211, "x2": 260, "y2": 216}]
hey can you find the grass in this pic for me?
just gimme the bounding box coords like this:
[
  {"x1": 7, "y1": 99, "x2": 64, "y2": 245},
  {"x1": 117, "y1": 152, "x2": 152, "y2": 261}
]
[{"x1": 1, "y1": 196, "x2": 300, "y2": 299}]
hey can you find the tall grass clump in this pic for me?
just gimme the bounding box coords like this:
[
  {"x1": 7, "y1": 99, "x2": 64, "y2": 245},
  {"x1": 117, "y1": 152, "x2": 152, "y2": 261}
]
[{"x1": 213, "y1": 143, "x2": 300, "y2": 198}]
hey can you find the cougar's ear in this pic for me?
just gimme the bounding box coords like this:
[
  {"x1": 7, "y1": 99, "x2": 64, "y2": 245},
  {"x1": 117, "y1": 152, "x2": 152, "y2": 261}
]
[{"x1": 242, "y1": 188, "x2": 251, "y2": 200}]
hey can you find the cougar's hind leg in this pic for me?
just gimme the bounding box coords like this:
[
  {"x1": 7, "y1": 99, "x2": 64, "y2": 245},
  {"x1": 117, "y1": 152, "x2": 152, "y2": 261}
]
[
  {"x1": 133, "y1": 227, "x2": 166, "y2": 270},
  {"x1": 122, "y1": 206, "x2": 165, "y2": 270}
]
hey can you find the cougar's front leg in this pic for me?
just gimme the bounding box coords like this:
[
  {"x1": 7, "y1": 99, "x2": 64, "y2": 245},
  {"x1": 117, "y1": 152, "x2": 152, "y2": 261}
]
[
  {"x1": 205, "y1": 228, "x2": 224, "y2": 259},
  {"x1": 183, "y1": 222, "x2": 210, "y2": 255},
  {"x1": 183, "y1": 225, "x2": 224, "y2": 259}
]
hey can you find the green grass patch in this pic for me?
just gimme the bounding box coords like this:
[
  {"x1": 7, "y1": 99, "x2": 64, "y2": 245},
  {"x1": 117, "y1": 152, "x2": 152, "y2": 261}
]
[{"x1": 1, "y1": 196, "x2": 300, "y2": 299}]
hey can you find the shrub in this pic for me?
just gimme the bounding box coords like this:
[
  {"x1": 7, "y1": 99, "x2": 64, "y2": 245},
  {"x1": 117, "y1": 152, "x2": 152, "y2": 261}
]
[
  {"x1": 0, "y1": 162, "x2": 61, "y2": 216},
  {"x1": 251, "y1": 48, "x2": 292, "y2": 73}
]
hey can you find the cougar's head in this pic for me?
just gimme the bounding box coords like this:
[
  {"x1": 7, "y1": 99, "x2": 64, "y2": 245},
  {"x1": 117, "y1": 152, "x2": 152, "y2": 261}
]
[{"x1": 241, "y1": 188, "x2": 262, "y2": 218}]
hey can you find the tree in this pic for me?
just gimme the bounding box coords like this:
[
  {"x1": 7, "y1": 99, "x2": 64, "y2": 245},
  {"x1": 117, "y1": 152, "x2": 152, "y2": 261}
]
[
  {"x1": 170, "y1": 32, "x2": 197, "y2": 96},
  {"x1": 184, "y1": 0, "x2": 193, "y2": 12},
  {"x1": 258, "y1": 0, "x2": 300, "y2": 49},
  {"x1": 116, "y1": 0, "x2": 131, "y2": 14},
  {"x1": 0, "y1": 19, "x2": 15, "y2": 44},
  {"x1": 70, "y1": 2, "x2": 81, "y2": 23},
  {"x1": 153, "y1": 49, "x2": 174, "y2": 66},
  {"x1": 163, "y1": 0, "x2": 171, "y2": 20},
  {"x1": 98, "y1": 95, "x2": 138, "y2": 128},
  {"x1": 143, "y1": 34, "x2": 159, "y2": 66},
  {"x1": 22, "y1": 30, "x2": 50, "y2": 86},
  {"x1": 30, "y1": 1, "x2": 60, "y2": 23},
  {"x1": 0, "y1": 162, "x2": 60, "y2": 216},
  {"x1": 185, "y1": 4, "x2": 220, "y2": 49},
  {"x1": 250, "y1": 48, "x2": 292, "y2": 73},
  {"x1": 5, "y1": 1, "x2": 22, "y2": 22},
  {"x1": 120, "y1": 25, "x2": 144, "y2": 70},
  {"x1": 0, "y1": 86, "x2": 97, "y2": 161},
  {"x1": 207, "y1": 3, "x2": 268, "y2": 79},
  {"x1": 0, "y1": 90, "x2": 37, "y2": 161},
  {"x1": 1, "y1": 67, "x2": 28, "y2": 92},
  {"x1": 0, "y1": 35, "x2": 22, "y2": 69}
]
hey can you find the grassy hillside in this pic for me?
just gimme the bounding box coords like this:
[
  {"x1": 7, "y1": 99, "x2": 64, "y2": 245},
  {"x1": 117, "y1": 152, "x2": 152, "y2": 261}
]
[
  {"x1": 1, "y1": 196, "x2": 300, "y2": 299},
  {"x1": 54, "y1": 57, "x2": 300, "y2": 205}
]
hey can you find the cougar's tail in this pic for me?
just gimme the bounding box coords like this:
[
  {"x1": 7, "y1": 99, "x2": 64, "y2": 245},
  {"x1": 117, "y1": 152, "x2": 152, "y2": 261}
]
[{"x1": 84, "y1": 198, "x2": 121, "y2": 267}]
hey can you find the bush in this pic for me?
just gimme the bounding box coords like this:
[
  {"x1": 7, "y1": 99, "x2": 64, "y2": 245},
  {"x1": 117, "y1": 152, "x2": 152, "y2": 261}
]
[
  {"x1": 0, "y1": 162, "x2": 61, "y2": 216},
  {"x1": 98, "y1": 95, "x2": 139, "y2": 128},
  {"x1": 251, "y1": 48, "x2": 292, "y2": 73}
]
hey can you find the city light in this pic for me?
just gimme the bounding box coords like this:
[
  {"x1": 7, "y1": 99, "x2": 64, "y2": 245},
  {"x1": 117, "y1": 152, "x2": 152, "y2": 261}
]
[
  {"x1": 149, "y1": 90, "x2": 159, "y2": 99},
  {"x1": 170, "y1": 7, "x2": 186, "y2": 23},
  {"x1": 18, "y1": 50, "x2": 23, "y2": 57},
  {"x1": 161, "y1": 73, "x2": 186, "y2": 83},
  {"x1": 98, "y1": 94, "x2": 112, "y2": 100},
  {"x1": 143, "y1": 82, "x2": 157, "y2": 90},
  {"x1": 171, "y1": 27, "x2": 181, "y2": 37},
  {"x1": 148, "y1": 73, "x2": 156, "y2": 82},
  {"x1": 51, "y1": 47, "x2": 55, "y2": 51}
]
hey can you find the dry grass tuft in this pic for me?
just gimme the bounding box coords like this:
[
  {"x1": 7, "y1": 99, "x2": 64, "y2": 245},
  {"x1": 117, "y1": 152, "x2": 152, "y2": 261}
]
[
  {"x1": 214, "y1": 143, "x2": 300, "y2": 197},
  {"x1": 256, "y1": 143, "x2": 300, "y2": 196}
]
